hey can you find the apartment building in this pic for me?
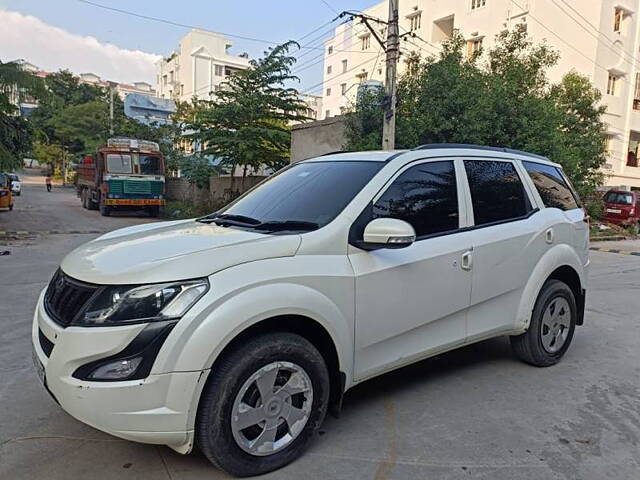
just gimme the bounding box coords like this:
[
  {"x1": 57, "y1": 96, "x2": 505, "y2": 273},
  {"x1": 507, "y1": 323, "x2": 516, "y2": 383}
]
[
  {"x1": 156, "y1": 29, "x2": 251, "y2": 102},
  {"x1": 321, "y1": 0, "x2": 640, "y2": 188},
  {"x1": 8, "y1": 59, "x2": 155, "y2": 115}
]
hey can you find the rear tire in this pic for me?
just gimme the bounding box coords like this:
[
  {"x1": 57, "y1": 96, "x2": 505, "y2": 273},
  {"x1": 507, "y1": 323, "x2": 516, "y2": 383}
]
[
  {"x1": 196, "y1": 332, "x2": 330, "y2": 477},
  {"x1": 510, "y1": 279, "x2": 576, "y2": 367}
]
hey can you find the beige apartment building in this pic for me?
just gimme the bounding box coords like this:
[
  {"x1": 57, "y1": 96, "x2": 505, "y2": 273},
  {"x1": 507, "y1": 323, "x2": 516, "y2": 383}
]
[
  {"x1": 156, "y1": 29, "x2": 251, "y2": 102},
  {"x1": 321, "y1": 0, "x2": 640, "y2": 188}
]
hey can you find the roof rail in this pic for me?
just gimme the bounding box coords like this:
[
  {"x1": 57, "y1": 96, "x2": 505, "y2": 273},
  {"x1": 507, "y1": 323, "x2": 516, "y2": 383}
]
[
  {"x1": 318, "y1": 150, "x2": 353, "y2": 157},
  {"x1": 411, "y1": 143, "x2": 549, "y2": 161}
]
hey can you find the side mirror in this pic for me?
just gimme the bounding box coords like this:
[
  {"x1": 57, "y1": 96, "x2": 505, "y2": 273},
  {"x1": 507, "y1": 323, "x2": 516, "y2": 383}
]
[{"x1": 361, "y1": 218, "x2": 416, "y2": 249}]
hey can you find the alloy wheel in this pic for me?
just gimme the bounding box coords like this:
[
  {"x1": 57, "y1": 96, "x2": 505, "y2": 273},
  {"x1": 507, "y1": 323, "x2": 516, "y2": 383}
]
[
  {"x1": 230, "y1": 361, "x2": 313, "y2": 456},
  {"x1": 540, "y1": 297, "x2": 571, "y2": 353}
]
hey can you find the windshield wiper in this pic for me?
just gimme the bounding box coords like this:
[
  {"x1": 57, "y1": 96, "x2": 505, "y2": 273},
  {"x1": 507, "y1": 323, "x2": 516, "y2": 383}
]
[
  {"x1": 252, "y1": 220, "x2": 319, "y2": 232},
  {"x1": 197, "y1": 213, "x2": 262, "y2": 225}
]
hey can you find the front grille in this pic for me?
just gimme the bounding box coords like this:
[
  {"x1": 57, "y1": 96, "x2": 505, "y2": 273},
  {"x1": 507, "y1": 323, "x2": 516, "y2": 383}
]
[
  {"x1": 44, "y1": 269, "x2": 98, "y2": 327},
  {"x1": 150, "y1": 182, "x2": 164, "y2": 195},
  {"x1": 124, "y1": 180, "x2": 151, "y2": 195},
  {"x1": 108, "y1": 179, "x2": 124, "y2": 195}
]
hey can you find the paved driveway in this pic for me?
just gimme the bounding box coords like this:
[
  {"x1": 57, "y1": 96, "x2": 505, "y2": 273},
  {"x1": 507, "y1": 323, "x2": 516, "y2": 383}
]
[{"x1": 1, "y1": 177, "x2": 639, "y2": 479}]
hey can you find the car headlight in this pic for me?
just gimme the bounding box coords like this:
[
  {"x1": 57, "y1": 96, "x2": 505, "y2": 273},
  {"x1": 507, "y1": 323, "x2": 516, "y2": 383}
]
[{"x1": 73, "y1": 279, "x2": 209, "y2": 326}]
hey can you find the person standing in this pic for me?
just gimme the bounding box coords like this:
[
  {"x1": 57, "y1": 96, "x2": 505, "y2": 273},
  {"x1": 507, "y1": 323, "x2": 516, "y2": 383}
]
[{"x1": 45, "y1": 174, "x2": 52, "y2": 192}]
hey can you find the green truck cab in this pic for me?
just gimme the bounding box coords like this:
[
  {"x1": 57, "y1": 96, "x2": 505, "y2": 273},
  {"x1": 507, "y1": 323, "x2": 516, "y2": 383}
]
[{"x1": 77, "y1": 138, "x2": 166, "y2": 217}]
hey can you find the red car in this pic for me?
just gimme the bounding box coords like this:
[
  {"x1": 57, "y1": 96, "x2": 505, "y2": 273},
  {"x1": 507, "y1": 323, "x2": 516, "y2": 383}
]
[{"x1": 602, "y1": 190, "x2": 640, "y2": 226}]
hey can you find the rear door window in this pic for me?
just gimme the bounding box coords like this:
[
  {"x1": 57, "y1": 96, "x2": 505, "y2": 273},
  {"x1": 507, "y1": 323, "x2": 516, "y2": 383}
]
[
  {"x1": 372, "y1": 160, "x2": 459, "y2": 237},
  {"x1": 523, "y1": 162, "x2": 579, "y2": 210},
  {"x1": 464, "y1": 160, "x2": 533, "y2": 226}
]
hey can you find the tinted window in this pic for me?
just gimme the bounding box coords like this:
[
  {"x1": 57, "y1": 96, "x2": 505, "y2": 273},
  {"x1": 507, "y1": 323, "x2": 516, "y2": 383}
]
[
  {"x1": 219, "y1": 161, "x2": 382, "y2": 229},
  {"x1": 106, "y1": 154, "x2": 132, "y2": 174},
  {"x1": 604, "y1": 191, "x2": 634, "y2": 205},
  {"x1": 372, "y1": 161, "x2": 459, "y2": 237},
  {"x1": 523, "y1": 161, "x2": 579, "y2": 211},
  {"x1": 464, "y1": 160, "x2": 532, "y2": 226}
]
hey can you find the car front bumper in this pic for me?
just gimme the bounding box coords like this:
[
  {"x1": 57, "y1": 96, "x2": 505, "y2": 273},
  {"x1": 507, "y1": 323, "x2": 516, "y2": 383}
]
[{"x1": 31, "y1": 289, "x2": 201, "y2": 453}]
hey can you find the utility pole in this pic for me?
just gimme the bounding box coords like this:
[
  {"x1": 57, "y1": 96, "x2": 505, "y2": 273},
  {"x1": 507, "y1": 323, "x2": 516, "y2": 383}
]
[
  {"x1": 109, "y1": 82, "x2": 116, "y2": 136},
  {"x1": 382, "y1": 0, "x2": 399, "y2": 150}
]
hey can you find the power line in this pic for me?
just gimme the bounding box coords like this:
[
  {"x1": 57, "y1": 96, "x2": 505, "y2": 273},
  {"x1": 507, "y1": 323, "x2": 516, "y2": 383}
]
[
  {"x1": 77, "y1": 0, "x2": 338, "y2": 52},
  {"x1": 318, "y1": 0, "x2": 340, "y2": 16},
  {"x1": 293, "y1": 26, "x2": 378, "y2": 74},
  {"x1": 510, "y1": 0, "x2": 633, "y2": 88},
  {"x1": 549, "y1": 0, "x2": 639, "y2": 70},
  {"x1": 300, "y1": 56, "x2": 379, "y2": 94}
]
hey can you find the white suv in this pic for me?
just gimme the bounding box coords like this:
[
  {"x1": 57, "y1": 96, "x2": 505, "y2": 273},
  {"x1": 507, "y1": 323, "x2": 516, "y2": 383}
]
[{"x1": 32, "y1": 145, "x2": 589, "y2": 476}]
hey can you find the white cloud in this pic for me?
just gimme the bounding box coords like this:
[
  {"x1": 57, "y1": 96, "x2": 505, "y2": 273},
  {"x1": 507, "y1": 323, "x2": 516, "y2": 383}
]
[{"x1": 0, "y1": 10, "x2": 161, "y2": 84}]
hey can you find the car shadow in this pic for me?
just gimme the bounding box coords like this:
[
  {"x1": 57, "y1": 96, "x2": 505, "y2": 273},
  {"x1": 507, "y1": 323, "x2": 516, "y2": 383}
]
[{"x1": 341, "y1": 336, "x2": 515, "y2": 411}]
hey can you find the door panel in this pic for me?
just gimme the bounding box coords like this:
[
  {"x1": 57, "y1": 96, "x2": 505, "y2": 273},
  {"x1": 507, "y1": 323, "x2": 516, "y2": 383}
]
[
  {"x1": 349, "y1": 158, "x2": 472, "y2": 380},
  {"x1": 350, "y1": 232, "x2": 473, "y2": 379},
  {"x1": 466, "y1": 214, "x2": 548, "y2": 340}
]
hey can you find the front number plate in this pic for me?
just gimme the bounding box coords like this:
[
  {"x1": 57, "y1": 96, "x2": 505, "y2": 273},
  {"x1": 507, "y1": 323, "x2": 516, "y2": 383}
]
[{"x1": 606, "y1": 208, "x2": 622, "y2": 214}]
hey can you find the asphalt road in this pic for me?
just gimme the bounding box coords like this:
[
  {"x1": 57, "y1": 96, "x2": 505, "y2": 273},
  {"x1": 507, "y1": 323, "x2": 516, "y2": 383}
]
[{"x1": 1, "y1": 173, "x2": 640, "y2": 480}]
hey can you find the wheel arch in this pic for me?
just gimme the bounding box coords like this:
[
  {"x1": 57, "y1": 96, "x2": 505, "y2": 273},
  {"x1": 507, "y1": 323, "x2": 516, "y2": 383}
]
[{"x1": 515, "y1": 244, "x2": 586, "y2": 331}]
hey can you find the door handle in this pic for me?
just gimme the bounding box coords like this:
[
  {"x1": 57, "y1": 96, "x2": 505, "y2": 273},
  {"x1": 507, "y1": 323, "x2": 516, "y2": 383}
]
[
  {"x1": 545, "y1": 228, "x2": 554, "y2": 244},
  {"x1": 461, "y1": 250, "x2": 473, "y2": 271}
]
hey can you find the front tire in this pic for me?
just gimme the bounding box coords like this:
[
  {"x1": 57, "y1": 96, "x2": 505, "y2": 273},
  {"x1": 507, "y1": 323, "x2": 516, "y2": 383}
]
[
  {"x1": 99, "y1": 197, "x2": 111, "y2": 216},
  {"x1": 510, "y1": 279, "x2": 577, "y2": 367},
  {"x1": 196, "y1": 332, "x2": 330, "y2": 477}
]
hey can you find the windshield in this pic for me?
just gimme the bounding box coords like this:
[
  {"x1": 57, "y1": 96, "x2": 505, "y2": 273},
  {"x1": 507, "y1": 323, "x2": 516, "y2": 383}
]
[
  {"x1": 139, "y1": 155, "x2": 162, "y2": 175},
  {"x1": 604, "y1": 191, "x2": 633, "y2": 205},
  {"x1": 209, "y1": 161, "x2": 383, "y2": 232},
  {"x1": 106, "y1": 154, "x2": 132, "y2": 174}
]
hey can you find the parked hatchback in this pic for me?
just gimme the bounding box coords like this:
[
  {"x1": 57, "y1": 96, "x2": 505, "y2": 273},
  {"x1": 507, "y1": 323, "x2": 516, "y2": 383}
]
[
  {"x1": 32, "y1": 145, "x2": 589, "y2": 477},
  {"x1": 602, "y1": 189, "x2": 640, "y2": 227},
  {"x1": 7, "y1": 173, "x2": 21, "y2": 196}
]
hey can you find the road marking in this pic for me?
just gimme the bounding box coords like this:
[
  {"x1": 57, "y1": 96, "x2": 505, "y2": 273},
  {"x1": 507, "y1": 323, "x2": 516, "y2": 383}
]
[{"x1": 590, "y1": 247, "x2": 640, "y2": 256}]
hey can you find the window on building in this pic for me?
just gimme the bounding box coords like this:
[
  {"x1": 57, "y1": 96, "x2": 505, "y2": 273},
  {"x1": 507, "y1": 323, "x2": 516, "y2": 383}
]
[
  {"x1": 341, "y1": 83, "x2": 347, "y2": 95},
  {"x1": 471, "y1": 0, "x2": 487, "y2": 10},
  {"x1": 169, "y1": 71, "x2": 174, "y2": 82},
  {"x1": 326, "y1": 87, "x2": 331, "y2": 96},
  {"x1": 325, "y1": 109, "x2": 331, "y2": 118},
  {"x1": 340, "y1": 106, "x2": 347, "y2": 115},
  {"x1": 327, "y1": 65, "x2": 332, "y2": 74},
  {"x1": 523, "y1": 162, "x2": 580, "y2": 210},
  {"x1": 180, "y1": 84, "x2": 184, "y2": 95},
  {"x1": 408, "y1": 13, "x2": 422, "y2": 32},
  {"x1": 214, "y1": 64, "x2": 224, "y2": 76},
  {"x1": 342, "y1": 59, "x2": 348, "y2": 73},
  {"x1": 464, "y1": 160, "x2": 532, "y2": 225},
  {"x1": 372, "y1": 161, "x2": 459, "y2": 237},
  {"x1": 614, "y1": 8, "x2": 623, "y2": 32},
  {"x1": 467, "y1": 38, "x2": 483, "y2": 57},
  {"x1": 162, "y1": 75, "x2": 167, "y2": 85},
  {"x1": 607, "y1": 74, "x2": 618, "y2": 96},
  {"x1": 356, "y1": 72, "x2": 368, "y2": 83},
  {"x1": 361, "y1": 34, "x2": 371, "y2": 50},
  {"x1": 634, "y1": 73, "x2": 640, "y2": 109},
  {"x1": 328, "y1": 46, "x2": 334, "y2": 55}
]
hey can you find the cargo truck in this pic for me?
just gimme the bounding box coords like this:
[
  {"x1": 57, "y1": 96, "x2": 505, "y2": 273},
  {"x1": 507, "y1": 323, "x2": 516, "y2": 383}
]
[{"x1": 77, "y1": 138, "x2": 166, "y2": 217}]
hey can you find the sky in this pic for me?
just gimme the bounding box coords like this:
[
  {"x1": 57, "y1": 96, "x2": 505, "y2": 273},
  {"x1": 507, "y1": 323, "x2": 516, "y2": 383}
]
[{"x1": 0, "y1": 0, "x2": 377, "y2": 92}]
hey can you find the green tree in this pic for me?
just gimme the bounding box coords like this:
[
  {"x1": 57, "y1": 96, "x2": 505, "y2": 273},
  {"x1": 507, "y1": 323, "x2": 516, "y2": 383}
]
[
  {"x1": 344, "y1": 26, "x2": 607, "y2": 196},
  {"x1": 0, "y1": 61, "x2": 46, "y2": 170},
  {"x1": 188, "y1": 41, "x2": 310, "y2": 190}
]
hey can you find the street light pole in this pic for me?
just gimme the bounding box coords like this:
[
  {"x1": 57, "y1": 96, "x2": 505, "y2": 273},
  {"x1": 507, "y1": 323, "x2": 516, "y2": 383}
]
[{"x1": 382, "y1": 0, "x2": 399, "y2": 150}]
